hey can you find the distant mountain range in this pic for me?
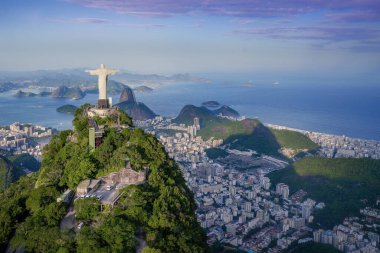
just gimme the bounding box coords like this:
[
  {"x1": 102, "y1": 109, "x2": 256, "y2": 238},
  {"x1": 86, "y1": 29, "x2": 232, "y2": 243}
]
[{"x1": 0, "y1": 68, "x2": 210, "y2": 90}]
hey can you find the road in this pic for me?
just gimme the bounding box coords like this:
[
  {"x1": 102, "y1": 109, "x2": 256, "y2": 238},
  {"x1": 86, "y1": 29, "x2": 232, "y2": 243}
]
[{"x1": 60, "y1": 205, "x2": 76, "y2": 230}]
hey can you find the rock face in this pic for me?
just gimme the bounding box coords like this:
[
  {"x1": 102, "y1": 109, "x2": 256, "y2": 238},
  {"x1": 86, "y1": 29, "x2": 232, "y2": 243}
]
[
  {"x1": 119, "y1": 86, "x2": 136, "y2": 103},
  {"x1": 213, "y1": 105, "x2": 240, "y2": 118},
  {"x1": 116, "y1": 101, "x2": 156, "y2": 121},
  {"x1": 117, "y1": 84, "x2": 156, "y2": 120},
  {"x1": 51, "y1": 86, "x2": 85, "y2": 99}
]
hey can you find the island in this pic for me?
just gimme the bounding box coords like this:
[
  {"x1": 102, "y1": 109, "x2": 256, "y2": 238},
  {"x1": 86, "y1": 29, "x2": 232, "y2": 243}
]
[
  {"x1": 38, "y1": 91, "x2": 52, "y2": 97},
  {"x1": 13, "y1": 90, "x2": 37, "y2": 97},
  {"x1": 133, "y1": 85, "x2": 153, "y2": 92},
  {"x1": 56, "y1": 104, "x2": 78, "y2": 114},
  {"x1": 51, "y1": 85, "x2": 85, "y2": 99}
]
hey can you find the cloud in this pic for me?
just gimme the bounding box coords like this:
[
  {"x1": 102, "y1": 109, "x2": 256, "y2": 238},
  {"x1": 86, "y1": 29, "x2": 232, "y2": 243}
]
[
  {"x1": 48, "y1": 17, "x2": 166, "y2": 29},
  {"x1": 323, "y1": 11, "x2": 380, "y2": 23},
  {"x1": 65, "y1": 0, "x2": 380, "y2": 19},
  {"x1": 231, "y1": 18, "x2": 255, "y2": 25},
  {"x1": 75, "y1": 17, "x2": 110, "y2": 24},
  {"x1": 117, "y1": 23, "x2": 167, "y2": 28},
  {"x1": 234, "y1": 26, "x2": 380, "y2": 43}
]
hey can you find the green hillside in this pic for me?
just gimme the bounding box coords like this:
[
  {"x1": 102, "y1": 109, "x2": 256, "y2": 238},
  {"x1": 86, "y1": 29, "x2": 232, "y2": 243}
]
[
  {"x1": 268, "y1": 157, "x2": 380, "y2": 228},
  {"x1": 174, "y1": 105, "x2": 318, "y2": 157},
  {"x1": 205, "y1": 148, "x2": 229, "y2": 159},
  {"x1": 271, "y1": 129, "x2": 318, "y2": 151},
  {"x1": 223, "y1": 121, "x2": 282, "y2": 156},
  {"x1": 0, "y1": 156, "x2": 13, "y2": 191},
  {"x1": 173, "y1": 104, "x2": 216, "y2": 126},
  {"x1": 0, "y1": 154, "x2": 40, "y2": 192},
  {"x1": 1, "y1": 104, "x2": 208, "y2": 252},
  {"x1": 9, "y1": 154, "x2": 40, "y2": 181}
]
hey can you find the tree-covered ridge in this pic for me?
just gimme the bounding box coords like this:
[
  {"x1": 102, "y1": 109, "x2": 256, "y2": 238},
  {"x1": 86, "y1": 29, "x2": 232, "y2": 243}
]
[
  {"x1": 271, "y1": 129, "x2": 318, "y2": 153},
  {"x1": 268, "y1": 157, "x2": 380, "y2": 228},
  {"x1": 1, "y1": 103, "x2": 208, "y2": 252},
  {"x1": 173, "y1": 105, "x2": 318, "y2": 158},
  {"x1": 0, "y1": 156, "x2": 13, "y2": 191},
  {"x1": 294, "y1": 157, "x2": 380, "y2": 186},
  {"x1": 0, "y1": 154, "x2": 40, "y2": 191}
]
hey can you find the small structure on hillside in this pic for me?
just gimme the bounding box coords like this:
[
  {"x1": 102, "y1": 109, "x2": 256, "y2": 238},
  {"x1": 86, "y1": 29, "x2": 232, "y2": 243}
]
[
  {"x1": 101, "y1": 162, "x2": 147, "y2": 186},
  {"x1": 77, "y1": 179, "x2": 101, "y2": 195},
  {"x1": 57, "y1": 189, "x2": 74, "y2": 204}
]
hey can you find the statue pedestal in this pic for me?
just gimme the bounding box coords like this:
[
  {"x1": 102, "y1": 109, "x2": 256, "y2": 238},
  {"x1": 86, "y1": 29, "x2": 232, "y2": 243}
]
[
  {"x1": 87, "y1": 106, "x2": 117, "y2": 118},
  {"x1": 97, "y1": 99, "x2": 109, "y2": 109}
]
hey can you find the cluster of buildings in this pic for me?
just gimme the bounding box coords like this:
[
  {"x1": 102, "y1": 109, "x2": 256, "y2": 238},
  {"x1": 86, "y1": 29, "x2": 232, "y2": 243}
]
[
  {"x1": 0, "y1": 122, "x2": 54, "y2": 160},
  {"x1": 137, "y1": 119, "x2": 316, "y2": 252},
  {"x1": 135, "y1": 116, "x2": 201, "y2": 138},
  {"x1": 131, "y1": 119, "x2": 380, "y2": 252},
  {"x1": 181, "y1": 157, "x2": 324, "y2": 253},
  {"x1": 313, "y1": 217, "x2": 379, "y2": 252},
  {"x1": 307, "y1": 132, "x2": 380, "y2": 159},
  {"x1": 159, "y1": 132, "x2": 223, "y2": 162},
  {"x1": 267, "y1": 123, "x2": 380, "y2": 160},
  {"x1": 74, "y1": 162, "x2": 147, "y2": 209},
  {"x1": 135, "y1": 116, "x2": 223, "y2": 162}
]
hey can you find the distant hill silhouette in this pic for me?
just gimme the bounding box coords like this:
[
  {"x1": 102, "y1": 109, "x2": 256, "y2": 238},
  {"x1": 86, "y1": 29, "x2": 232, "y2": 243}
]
[
  {"x1": 56, "y1": 104, "x2": 78, "y2": 114},
  {"x1": 213, "y1": 105, "x2": 240, "y2": 118},
  {"x1": 116, "y1": 85, "x2": 156, "y2": 120},
  {"x1": 51, "y1": 86, "x2": 85, "y2": 99}
]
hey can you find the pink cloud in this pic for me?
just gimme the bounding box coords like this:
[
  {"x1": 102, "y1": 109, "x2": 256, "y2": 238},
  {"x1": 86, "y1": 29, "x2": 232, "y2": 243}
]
[{"x1": 65, "y1": 0, "x2": 380, "y2": 19}]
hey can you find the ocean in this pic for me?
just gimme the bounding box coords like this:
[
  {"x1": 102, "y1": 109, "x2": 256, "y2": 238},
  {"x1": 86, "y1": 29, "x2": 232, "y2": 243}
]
[{"x1": 0, "y1": 82, "x2": 379, "y2": 141}]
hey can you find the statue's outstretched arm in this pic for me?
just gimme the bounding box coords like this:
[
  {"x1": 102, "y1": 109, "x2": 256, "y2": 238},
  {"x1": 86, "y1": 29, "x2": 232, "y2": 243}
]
[
  {"x1": 107, "y1": 69, "x2": 118, "y2": 76},
  {"x1": 85, "y1": 70, "x2": 100, "y2": 75}
]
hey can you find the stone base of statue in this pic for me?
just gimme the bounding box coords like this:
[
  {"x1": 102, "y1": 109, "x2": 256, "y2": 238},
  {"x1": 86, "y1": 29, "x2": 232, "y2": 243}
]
[
  {"x1": 97, "y1": 99, "x2": 109, "y2": 109},
  {"x1": 87, "y1": 106, "x2": 118, "y2": 118}
]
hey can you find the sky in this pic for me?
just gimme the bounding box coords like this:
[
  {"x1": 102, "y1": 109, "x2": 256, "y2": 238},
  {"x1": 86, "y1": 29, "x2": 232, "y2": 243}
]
[{"x1": 1, "y1": 0, "x2": 380, "y2": 84}]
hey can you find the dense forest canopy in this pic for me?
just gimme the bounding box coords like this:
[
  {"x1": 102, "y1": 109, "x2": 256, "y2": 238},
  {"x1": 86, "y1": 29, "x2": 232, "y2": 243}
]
[{"x1": 0, "y1": 104, "x2": 208, "y2": 252}]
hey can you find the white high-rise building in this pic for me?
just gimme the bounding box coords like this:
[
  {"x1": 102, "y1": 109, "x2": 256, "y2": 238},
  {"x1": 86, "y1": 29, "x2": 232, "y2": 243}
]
[
  {"x1": 193, "y1": 117, "x2": 200, "y2": 130},
  {"x1": 276, "y1": 183, "x2": 289, "y2": 199}
]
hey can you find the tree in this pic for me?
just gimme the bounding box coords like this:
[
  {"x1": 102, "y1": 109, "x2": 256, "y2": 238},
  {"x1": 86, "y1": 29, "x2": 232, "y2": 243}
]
[
  {"x1": 26, "y1": 186, "x2": 59, "y2": 213},
  {"x1": 98, "y1": 216, "x2": 136, "y2": 252},
  {"x1": 76, "y1": 226, "x2": 107, "y2": 253},
  {"x1": 74, "y1": 198, "x2": 100, "y2": 221}
]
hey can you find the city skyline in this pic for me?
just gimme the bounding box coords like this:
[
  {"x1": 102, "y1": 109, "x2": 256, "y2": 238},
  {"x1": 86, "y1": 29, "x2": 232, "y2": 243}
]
[{"x1": 1, "y1": 0, "x2": 380, "y2": 85}]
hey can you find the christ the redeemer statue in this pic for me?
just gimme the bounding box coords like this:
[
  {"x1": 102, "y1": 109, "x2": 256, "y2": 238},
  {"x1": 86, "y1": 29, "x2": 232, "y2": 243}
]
[{"x1": 86, "y1": 64, "x2": 117, "y2": 108}]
